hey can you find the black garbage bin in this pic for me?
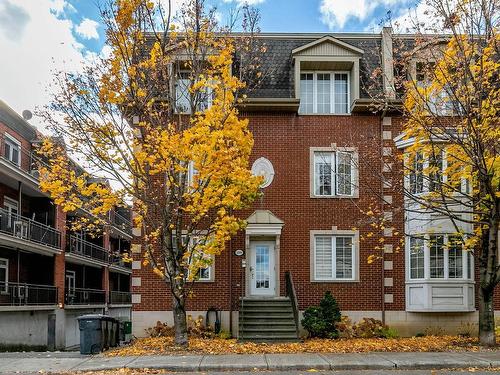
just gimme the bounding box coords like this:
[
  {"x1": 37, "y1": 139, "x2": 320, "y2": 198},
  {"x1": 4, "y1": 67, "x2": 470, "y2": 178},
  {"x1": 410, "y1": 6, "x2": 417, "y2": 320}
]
[
  {"x1": 77, "y1": 314, "x2": 105, "y2": 355},
  {"x1": 108, "y1": 317, "x2": 118, "y2": 347}
]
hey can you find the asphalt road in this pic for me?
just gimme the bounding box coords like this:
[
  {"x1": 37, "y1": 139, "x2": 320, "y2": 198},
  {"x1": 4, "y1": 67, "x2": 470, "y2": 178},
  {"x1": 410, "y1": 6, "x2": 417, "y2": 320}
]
[{"x1": 33, "y1": 371, "x2": 500, "y2": 375}]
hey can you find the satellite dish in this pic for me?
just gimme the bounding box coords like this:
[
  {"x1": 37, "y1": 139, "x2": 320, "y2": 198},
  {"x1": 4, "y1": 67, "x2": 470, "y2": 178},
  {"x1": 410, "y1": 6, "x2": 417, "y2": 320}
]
[{"x1": 22, "y1": 110, "x2": 32, "y2": 121}]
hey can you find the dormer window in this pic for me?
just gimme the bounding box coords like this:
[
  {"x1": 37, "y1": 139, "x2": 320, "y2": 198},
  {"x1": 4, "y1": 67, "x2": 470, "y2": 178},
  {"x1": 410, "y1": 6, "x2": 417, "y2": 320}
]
[
  {"x1": 293, "y1": 36, "x2": 363, "y2": 116},
  {"x1": 299, "y1": 72, "x2": 349, "y2": 114},
  {"x1": 175, "y1": 71, "x2": 213, "y2": 114}
]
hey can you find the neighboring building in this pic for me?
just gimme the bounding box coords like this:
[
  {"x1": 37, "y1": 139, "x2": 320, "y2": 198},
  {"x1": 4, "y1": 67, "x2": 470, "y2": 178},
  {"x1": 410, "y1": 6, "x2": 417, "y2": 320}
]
[
  {"x1": 131, "y1": 29, "x2": 500, "y2": 339},
  {"x1": 0, "y1": 100, "x2": 132, "y2": 350}
]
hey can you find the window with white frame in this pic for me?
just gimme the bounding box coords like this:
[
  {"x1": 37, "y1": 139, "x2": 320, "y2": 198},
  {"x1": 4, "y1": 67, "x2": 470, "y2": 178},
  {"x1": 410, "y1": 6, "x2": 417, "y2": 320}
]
[
  {"x1": 299, "y1": 72, "x2": 349, "y2": 114},
  {"x1": 313, "y1": 151, "x2": 355, "y2": 197},
  {"x1": 3, "y1": 197, "x2": 18, "y2": 229},
  {"x1": 408, "y1": 234, "x2": 472, "y2": 280},
  {"x1": 172, "y1": 234, "x2": 213, "y2": 281},
  {"x1": 175, "y1": 72, "x2": 213, "y2": 114},
  {"x1": 0, "y1": 258, "x2": 8, "y2": 293},
  {"x1": 409, "y1": 152, "x2": 424, "y2": 194},
  {"x1": 409, "y1": 236, "x2": 425, "y2": 279},
  {"x1": 3, "y1": 134, "x2": 21, "y2": 166},
  {"x1": 415, "y1": 61, "x2": 455, "y2": 115},
  {"x1": 314, "y1": 235, "x2": 355, "y2": 281}
]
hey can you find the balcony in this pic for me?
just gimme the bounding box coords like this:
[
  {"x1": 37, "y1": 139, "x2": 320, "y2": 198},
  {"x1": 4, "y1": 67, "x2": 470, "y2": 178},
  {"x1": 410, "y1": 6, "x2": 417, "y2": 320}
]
[
  {"x1": 67, "y1": 235, "x2": 109, "y2": 264},
  {"x1": 109, "y1": 291, "x2": 132, "y2": 305},
  {"x1": 65, "y1": 288, "x2": 106, "y2": 306},
  {"x1": 0, "y1": 207, "x2": 61, "y2": 253},
  {"x1": 112, "y1": 211, "x2": 132, "y2": 233},
  {"x1": 0, "y1": 282, "x2": 58, "y2": 307}
]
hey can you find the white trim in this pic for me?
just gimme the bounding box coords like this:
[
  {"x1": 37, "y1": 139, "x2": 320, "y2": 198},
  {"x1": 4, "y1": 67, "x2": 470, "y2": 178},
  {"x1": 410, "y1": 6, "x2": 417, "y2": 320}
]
[
  {"x1": 310, "y1": 146, "x2": 359, "y2": 198},
  {"x1": 0, "y1": 257, "x2": 8, "y2": 293},
  {"x1": 299, "y1": 71, "x2": 350, "y2": 114},
  {"x1": 310, "y1": 228, "x2": 359, "y2": 282},
  {"x1": 292, "y1": 35, "x2": 364, "y2": 55},
  {"x1": 3, "y1": 133, "x2": 21, "y2": 166}
]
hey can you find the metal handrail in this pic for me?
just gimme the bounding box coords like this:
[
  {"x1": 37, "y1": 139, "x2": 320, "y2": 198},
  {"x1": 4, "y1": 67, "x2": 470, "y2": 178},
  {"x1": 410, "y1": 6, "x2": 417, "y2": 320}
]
[
  {"x1": 0, "y1": 282, "x2": 57, "y2": 306},
  {"x1": 65, "y1": 287, "x2": 106, "y2": 305},
  {"x1": 0, "y1": 207, "x2": 61, "y2": 249},
  {"x1": 285, "y1": 271, "x2": 300, "y2": 338},
  {"x1": 112, "y1": 211, "x2": 132, "y2": 232},
  {"x1": 109, "y1": 291, "x2": 132, "y2": 304},
  {"x1": 67, "y1": 234, "x2": 109, "y2": 262}
]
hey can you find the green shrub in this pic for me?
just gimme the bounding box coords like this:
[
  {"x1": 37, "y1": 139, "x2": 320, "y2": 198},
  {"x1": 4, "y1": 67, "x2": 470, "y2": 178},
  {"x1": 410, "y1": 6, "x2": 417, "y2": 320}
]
[
  {"x1": 380, "y1": 326, "x2": 399, "y2": 339},
  {"x1": 301, "y1": 291, "x2": 341, "y2": 338}
]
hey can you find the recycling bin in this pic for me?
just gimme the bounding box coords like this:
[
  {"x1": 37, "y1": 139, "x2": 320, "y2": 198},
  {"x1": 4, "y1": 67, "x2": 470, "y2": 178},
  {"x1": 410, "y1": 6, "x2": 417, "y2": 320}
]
[
  {"x1": 77, "y1": 314, "x2": 105, "y2": 355},
  {"x1": 123, "y1": 320, "x2": 132, "y2": 342}
]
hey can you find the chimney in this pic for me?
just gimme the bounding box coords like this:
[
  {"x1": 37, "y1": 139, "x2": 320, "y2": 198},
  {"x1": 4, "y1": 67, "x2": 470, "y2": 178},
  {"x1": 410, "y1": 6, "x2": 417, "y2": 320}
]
[{"x1": 381, "y1": 27, "x2": 396, "y2": 100}]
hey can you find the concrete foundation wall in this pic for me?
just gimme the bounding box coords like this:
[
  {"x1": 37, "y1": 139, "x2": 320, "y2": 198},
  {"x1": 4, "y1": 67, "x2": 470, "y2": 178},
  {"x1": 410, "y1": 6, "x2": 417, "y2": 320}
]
[
  {"x1": 133, "y1": 309, "x2": 499, "y2": 338},
  {"x1": 0, "y1": 310, "x2": 54, "y2": 347},
  {"x1": 108, "y1": 306, "x2": 132, "y2": 320}
]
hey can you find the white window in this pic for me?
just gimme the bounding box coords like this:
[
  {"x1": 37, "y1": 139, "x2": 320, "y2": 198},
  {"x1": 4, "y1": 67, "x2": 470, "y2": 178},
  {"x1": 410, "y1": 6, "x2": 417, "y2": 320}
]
[
  {"x1": 172, "y1": 234, "x2": 213, "y2": 282},
  {"x1": 175, "y1": 72, "x2": 213, "y2": 114},
  {"x1": 299, "y1": 72, "x2": 350, "y2": 114},
  {"x1": 314, "y1": 235, "x2": 355, "y2": 281},
  {"x1": 0, "y1": 258, "x2": 8, "y2": 293},
  {"x1": 409, "y1": 236, "x2": 425, "y2": 279},
  {"x1": 313, "y1": 151, "x2": 355, "y2": 197},
  {"x1": 3, "y1": 197, "x2": 19, "y2": 229},
  {"x1": 408, "y1": 234, "x2": 473, "y2": 280},
  {"x1": 187, "y1": 161, "x2": 198, "y2": 188},
  {"x1": 3, "y1": 134, "x2": 21, "y2": 166},
  {"x1": 409, "y1": 152, "x2": 424, "y2": 194},
  {"x1": 65, "y1": 270, "x2": 76, "y2": 296}
]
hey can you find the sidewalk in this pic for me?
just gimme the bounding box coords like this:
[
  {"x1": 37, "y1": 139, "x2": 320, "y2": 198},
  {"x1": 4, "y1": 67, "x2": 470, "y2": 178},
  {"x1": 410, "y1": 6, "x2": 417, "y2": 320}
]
[{"x1": 0, "y1": 351, "x2": 499, "y2": 373}]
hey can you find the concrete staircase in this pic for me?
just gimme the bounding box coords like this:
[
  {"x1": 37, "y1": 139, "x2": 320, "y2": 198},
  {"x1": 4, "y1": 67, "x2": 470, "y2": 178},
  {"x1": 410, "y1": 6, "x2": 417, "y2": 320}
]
[{"x1": 239, "y1": 297, "x2": 299, "y2": 342}]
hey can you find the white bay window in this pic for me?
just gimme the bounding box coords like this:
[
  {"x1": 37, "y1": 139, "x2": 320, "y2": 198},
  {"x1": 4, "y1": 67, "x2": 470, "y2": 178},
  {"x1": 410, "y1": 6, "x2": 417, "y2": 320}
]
[
  {"x1": 408, "y1": 234, "x2": 472, "y2": 281},
  {"x1": 299, "y1": 72, "x2": 349, "y2": 114}
]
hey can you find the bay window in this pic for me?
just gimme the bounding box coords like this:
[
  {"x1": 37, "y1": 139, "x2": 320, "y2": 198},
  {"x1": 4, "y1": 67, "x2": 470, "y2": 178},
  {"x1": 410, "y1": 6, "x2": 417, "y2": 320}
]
[
  {"x1": 408, "y1": 234, "x2": 473, "y2": 280},
  {"x1": 299, "y1": 72, "x2": 349, "y2": 114},
  {"x1": 314, "y1": 234, "x2": 355, "y2": 281}
]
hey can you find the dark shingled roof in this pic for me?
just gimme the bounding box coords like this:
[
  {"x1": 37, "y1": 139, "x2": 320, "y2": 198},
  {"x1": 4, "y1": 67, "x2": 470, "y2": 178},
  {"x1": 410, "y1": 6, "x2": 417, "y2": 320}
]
[{"x1": 239, "y1": 35, "x2": 384, "y2": 99}]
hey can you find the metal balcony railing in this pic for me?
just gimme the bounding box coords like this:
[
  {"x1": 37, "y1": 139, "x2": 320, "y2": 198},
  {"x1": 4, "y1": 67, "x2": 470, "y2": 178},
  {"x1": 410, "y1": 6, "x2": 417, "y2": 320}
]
[
  {"x1": 111, "y1": 211, "x2": 132, "y2": 233},
  {"x1": 0, "y1": 282, "x2": 58, "y2": 306},
  {"x1": 110, "y1": 253, "x2": 132, "y2": 269},
  {"x1": 0, "y1": 207, "x2": 61, "y2": 249},
  {"x1": 67, "y1": 235, "x2": 109, "y2": 263},
  {"x1": 109, "y1": 291, "x2": 132, "y2": 305},
  {"x1": 65, "y1": 288, "x2": 106, "y2": 305}
]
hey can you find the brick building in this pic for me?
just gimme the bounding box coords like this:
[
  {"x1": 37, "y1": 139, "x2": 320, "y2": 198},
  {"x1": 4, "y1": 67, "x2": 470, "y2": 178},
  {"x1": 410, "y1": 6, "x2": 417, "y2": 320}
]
[
  {"x1": 0, "y1": 100, "x2": 132, "y2": 349},
  {"x1": 131, "y1": 29, "x2": 499, "y2": 340}
]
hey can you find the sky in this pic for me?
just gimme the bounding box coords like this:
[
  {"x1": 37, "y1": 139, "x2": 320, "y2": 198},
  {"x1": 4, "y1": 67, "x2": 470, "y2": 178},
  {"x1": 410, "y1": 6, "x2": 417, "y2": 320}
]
[{"x1": 0, "y1": 0, "x2": 423, "y2": 126}]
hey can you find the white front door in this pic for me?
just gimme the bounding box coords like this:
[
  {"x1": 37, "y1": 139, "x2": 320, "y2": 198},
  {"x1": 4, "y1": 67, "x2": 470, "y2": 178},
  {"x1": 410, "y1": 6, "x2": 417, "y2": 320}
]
[{"x1": 250, "y1": 241, "x2": 275, "y2": 296}]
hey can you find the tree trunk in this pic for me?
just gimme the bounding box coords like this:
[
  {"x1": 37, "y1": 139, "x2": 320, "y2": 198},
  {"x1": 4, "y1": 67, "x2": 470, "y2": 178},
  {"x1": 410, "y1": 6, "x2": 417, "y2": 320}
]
[
  {"x1": 172, "y1": 294, "x2": 188, "y2": 346},
  {"x1": 478, "y1": 286, "x2": 496, "y2": 346}
]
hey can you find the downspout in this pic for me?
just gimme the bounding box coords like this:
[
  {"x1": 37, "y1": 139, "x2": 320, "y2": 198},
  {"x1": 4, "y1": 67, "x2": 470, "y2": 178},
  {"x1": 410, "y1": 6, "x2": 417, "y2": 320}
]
[{"x1": 229, "y1": 238, "x2": 233, "y2": 336}]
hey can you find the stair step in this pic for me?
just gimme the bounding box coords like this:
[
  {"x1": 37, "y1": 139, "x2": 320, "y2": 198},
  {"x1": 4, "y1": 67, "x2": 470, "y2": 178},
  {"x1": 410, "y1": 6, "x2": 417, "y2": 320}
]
[
  {"x1": 241, "y1": 308, "x2": 292, "y2": 313},
  {"x1": 240, "y1": 320, "x2": 296, "y2": 325},
  {"x1": 239, "y1": 327, "x2": 297, "y2": 334},
  {"x1": 240, "y1": 314, "x2": 295, "y2": 319},
  {"x1": 240, "y1": 333, "x2": 299, "y2": 339}
]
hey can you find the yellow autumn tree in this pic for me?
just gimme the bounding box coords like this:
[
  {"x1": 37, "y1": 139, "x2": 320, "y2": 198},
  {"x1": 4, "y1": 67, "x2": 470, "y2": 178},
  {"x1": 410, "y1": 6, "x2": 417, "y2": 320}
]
[
  {"x1": 398, "y1": 0, "x2": 499, "y2": 346},
  {"x1": 38, "y1": 0, "x2": 263, "y2": 345}
]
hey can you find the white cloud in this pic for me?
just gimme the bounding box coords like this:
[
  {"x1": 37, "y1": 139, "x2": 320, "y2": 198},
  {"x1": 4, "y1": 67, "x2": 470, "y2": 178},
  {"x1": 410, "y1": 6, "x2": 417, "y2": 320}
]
[
  {"x1": 319, "y1": 0, "x2": 408, "y2": 29},
  {"x1": 0, "y1": 0, "x2": 87, "y2": 129},
  {"x1": 75, "y1": 18, "x2": 99, "y2": 40}
]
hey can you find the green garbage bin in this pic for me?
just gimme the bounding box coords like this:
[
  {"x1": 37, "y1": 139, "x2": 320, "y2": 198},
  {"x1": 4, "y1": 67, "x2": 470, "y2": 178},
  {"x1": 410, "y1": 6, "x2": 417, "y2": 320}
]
[
  {"x1": 77, "y1": 314, "x2": 105, "y2": 355},
  {"x1": 123, "y1": 320, "x2": 132, "y2": 342}
]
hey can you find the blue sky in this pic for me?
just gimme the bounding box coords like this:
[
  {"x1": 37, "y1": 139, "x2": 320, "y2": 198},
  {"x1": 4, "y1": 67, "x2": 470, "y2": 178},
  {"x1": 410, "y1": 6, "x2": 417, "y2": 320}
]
[{"x1": 0, "y1": 0, "x2": 421, "y2": 123}]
